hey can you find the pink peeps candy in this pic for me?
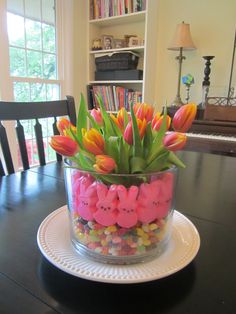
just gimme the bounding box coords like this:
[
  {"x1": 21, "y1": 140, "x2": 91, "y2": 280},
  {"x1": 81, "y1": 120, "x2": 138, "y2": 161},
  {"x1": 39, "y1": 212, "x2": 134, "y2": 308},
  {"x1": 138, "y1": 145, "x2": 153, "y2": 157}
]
[
  {"x1": 137, "y1": 180, "x2": 163, "y2": 223},
  {"x1": 76, "y1": 177, "x2": 98, "y2": 221},
  {"x1": 117, "y1": 185, "x2": 138, "y2": 228},
  {"x1": 93, "y1": 184, "x2": 118, "y2": 226},
  {"x1": 156, "y1": 172, "x2": 174, "y2": 218}
]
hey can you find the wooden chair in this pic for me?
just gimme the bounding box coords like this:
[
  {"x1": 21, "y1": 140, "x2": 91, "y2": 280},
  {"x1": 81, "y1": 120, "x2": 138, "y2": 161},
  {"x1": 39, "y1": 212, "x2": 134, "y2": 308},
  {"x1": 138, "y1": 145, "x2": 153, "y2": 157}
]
[{"x1": 0, "y1": 96, "x2": 76, "y2": 176}]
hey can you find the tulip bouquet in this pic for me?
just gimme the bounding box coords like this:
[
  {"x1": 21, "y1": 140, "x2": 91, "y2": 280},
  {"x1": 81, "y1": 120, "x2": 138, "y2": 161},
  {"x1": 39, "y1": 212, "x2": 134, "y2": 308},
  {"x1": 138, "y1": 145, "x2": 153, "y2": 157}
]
[
  {"x1": 50, "y1": 94, "x2": 197, "y2": 185},
  {"x1": 50, "y1": 95, "x2": 197, "y2": 263}
]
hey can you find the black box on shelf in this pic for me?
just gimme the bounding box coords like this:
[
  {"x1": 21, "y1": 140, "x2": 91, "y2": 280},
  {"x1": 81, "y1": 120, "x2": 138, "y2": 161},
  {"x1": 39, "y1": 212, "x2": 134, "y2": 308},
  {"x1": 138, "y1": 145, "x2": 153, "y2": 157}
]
[
  {"x1": 95, "y1": 52, "x2": 139, "y2": 71},
  {"x1": 95, "y1": 69, "x2": 143, "y2": 81}
]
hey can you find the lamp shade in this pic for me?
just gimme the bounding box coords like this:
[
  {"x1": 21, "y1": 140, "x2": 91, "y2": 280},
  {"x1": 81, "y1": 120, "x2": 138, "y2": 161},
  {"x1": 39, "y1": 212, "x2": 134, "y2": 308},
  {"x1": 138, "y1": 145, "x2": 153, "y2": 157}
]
[{"x1": 168, "y1": 22, "x2": 196, "y2": 51}]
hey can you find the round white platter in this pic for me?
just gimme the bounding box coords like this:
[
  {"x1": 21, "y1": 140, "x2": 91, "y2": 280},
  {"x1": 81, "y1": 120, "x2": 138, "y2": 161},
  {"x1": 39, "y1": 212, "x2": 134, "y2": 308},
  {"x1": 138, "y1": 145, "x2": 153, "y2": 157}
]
[{"x1": 37, "y1": 206, "x2": 200, "y2": 284}]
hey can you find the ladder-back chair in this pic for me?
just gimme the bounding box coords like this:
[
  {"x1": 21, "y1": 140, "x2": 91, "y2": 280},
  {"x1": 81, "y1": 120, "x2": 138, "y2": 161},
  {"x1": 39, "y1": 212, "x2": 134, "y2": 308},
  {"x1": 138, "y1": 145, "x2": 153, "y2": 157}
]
[{"x1": 0, "y1": 96, "x2": 76, "y2": 176}]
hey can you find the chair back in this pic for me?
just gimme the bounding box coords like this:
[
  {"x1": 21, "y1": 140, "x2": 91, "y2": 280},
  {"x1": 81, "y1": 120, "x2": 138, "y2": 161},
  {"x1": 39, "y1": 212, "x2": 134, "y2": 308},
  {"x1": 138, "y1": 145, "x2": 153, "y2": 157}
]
[{"x1": 0, "y1": 96, "x2": 76, "y2": 176}]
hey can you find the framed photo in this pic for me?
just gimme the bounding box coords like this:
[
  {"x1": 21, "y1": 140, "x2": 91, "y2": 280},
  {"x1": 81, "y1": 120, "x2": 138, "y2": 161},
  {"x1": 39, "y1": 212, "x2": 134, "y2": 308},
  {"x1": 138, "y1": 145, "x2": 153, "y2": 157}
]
[
  {"x1": 102, "y1": 35, "x2": 113, "y2": 50},
  {"x1": 128, "y1": 36, "x2": 140, "y2": 47},
  {"x1": 113, "y1": 39, "x2": 125, "y2": 49},
  {"x1": 92, "y1": 38, "x2": 102, "y2": 51}
]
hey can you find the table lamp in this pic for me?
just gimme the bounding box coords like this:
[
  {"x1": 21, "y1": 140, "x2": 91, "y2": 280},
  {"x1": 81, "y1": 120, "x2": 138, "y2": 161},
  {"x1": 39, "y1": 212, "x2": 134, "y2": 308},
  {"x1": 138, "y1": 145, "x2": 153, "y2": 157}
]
[{"x1": 168, "y1": 22, "x2": 196, "y2": 107}]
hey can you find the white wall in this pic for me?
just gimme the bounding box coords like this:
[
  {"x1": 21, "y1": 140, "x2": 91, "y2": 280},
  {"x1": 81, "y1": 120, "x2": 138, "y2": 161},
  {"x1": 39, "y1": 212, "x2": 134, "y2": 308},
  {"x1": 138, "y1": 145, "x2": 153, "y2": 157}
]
[{"x1": 155, "y1": 0, "x2": 236, "y2": 109}]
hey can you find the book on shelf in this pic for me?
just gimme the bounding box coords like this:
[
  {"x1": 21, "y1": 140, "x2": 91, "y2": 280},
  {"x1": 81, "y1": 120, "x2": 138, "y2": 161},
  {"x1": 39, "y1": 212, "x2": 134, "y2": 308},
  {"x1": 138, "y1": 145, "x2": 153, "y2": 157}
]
[
  {"x1": 89, "y1": 0, "x2": 146, "y2": 20},
  {"x1": 87, "y1": 84, "x2": 142, "y2": 111}
]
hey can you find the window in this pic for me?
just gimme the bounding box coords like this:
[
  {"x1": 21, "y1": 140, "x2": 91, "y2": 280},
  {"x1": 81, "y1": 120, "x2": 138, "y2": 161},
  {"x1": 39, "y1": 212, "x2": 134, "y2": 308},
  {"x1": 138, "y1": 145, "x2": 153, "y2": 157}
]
[{"x1": 6, "y1": 0, "x2": 60, "y2": 167}]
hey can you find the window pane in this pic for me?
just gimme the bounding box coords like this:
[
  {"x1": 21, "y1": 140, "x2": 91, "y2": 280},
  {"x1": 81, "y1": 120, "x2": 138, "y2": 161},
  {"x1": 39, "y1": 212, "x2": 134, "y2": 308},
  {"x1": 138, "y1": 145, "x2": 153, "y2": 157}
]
[
  {"x1": 46, "y1": 84, "x2": 59, "y2": 100},
  {"x1": 30, "y1": 83, "x2": 46, "y2": 101},
  {"x1": 13, "y1": 82, "x2": 30, "y2": 101},
  {"x1": 42, "y1": 24, "x2": 55, "y2": 53},
  {"x1": 7, "y1": 13, "x2": 25, "y2": 47},
  {"x1": 43, "y1": 53, "x2": 56, "y2": 79},
  {"x1": 20, "y1": 120, "x2": 34, "y2": 139},
  {"x1": 27, "y1": 50, "x2": 42, "y2": 77},
  {"x1": 9, "y1": 47, "x2": 26, "y2": 76},
  {"x1": 42, "y1": 0, "x2": 55, "y2": 25},
  {"x1": 25, "y1": 0, "x2": 41, "y2": 20},
  {"x1": 7, "y1": 0, "x2": 24, "y2": 15},
  {"x1": 26, "y1": 19, "x2": 41, "y2": 50}
]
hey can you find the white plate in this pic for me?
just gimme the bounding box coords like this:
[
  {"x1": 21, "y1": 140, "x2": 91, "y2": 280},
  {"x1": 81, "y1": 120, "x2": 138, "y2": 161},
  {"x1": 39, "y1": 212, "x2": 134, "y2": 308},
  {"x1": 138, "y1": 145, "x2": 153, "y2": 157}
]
[{"x1": 37, "y1": 206, "x2": 200, "y2": 284}]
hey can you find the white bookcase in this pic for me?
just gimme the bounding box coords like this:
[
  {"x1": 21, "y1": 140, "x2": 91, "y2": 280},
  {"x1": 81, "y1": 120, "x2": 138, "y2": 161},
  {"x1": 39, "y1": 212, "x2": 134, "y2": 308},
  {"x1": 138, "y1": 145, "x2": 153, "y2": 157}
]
[{"x1": 87, "y1": 0, "x2": 158, "y2": 109}]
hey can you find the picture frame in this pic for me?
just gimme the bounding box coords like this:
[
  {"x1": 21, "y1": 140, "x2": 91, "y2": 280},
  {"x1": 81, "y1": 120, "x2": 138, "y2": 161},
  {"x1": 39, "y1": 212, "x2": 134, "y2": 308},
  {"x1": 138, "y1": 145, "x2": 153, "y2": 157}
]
[
  {"x1": 113, "y1": 39, "x2": 125, "y2": 49},
  {"x1": 128, "y1": 36, "x2": 140, "y2": 47},
  {"x1": 102, "y1": 35, "x2": 114, "y2": 50},
  {"x1": 92, "y1": 38, "x2": 102, "y2": 51}
]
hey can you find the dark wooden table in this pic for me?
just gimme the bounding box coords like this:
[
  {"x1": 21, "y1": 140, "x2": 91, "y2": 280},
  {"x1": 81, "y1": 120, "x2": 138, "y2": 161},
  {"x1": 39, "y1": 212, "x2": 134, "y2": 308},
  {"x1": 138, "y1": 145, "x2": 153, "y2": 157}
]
[{"x1": 0, "y1": 151, "x2": 236, "y2": 314}]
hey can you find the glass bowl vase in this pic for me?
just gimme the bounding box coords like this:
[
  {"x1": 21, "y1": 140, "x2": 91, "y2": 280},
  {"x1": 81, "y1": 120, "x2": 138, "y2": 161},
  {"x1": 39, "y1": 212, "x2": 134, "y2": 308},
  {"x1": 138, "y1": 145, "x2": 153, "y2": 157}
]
[{"x1": 64, "y1": 161, "x2": 178, "y2": 265}]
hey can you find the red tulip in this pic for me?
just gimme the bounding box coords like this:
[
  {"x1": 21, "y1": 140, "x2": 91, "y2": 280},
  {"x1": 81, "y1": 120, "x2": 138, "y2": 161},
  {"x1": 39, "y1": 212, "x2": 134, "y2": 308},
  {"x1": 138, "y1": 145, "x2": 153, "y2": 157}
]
[
  {"x1": 49, "y1": 135, "x2": 79, "y2": 156},
  {"x1": 93, "y1": 155, "x2": 117, "y2": 174},
  {"x1": 172, "y1": 103, "x2": 197, "y2": 132},
  {"x1": 133, "y1": 103, "x2": 154, "y2": 122},
  {"x1": 124, "y1": 118, "x2": 147, "y2": 145},
  {"x1": 163, "y1": 132, "x2": 187, "y2": 151},
  {"x1": 90, "y1": 108, "x2": 103, "y2": 126},
  {"x1": 152, "y1": 113, "x2": 171, "y2": 131},
  {"x1": 57, "y1": 118, "x2": 76, "y2": 136},
  {"x1": 82, "y1": 128, "x2": 105, "y2": 155}
]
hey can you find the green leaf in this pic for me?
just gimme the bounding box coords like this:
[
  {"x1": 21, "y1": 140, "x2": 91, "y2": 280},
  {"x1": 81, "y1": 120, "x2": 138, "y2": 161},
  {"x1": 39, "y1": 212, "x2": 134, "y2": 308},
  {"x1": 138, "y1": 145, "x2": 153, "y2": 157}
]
[
  {"x1": 143, "y1": 122, "x2": 153, "y2": 158},
  {"x1": 168, "y1": 152, "x2": 186, "y2": 168},
  {"x1": 106, "y1": 136, "x2": 120, "y2": 166},
  {"x1": 130, "y1": 103, "x2": 142, "y2": 157},
  {"x1": 145, "y1": 150, "x2": 169, "y2": 172},
  {"x1": 96, "y1": 94, "x2": 115, "y2": 138},
  {"x1": 119, "y1": 138, "x2": 130, "y2": 173},
  {"x1": 76, "y1": 93, "x2": 88, "y2": 147},
  {"x1": 77, "y1": 152, "x2": 94, "y2": 171},
  {"x1": 130, "y1": 156, "x2": 146, "y2": 173}
]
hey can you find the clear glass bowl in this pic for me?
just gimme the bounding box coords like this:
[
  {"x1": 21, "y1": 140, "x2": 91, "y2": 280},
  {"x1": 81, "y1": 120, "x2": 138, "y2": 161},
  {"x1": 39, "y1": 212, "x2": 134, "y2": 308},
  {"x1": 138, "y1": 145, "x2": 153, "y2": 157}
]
[{"x1": 64, "y1": 161, "x2": 178, "y2": 265}]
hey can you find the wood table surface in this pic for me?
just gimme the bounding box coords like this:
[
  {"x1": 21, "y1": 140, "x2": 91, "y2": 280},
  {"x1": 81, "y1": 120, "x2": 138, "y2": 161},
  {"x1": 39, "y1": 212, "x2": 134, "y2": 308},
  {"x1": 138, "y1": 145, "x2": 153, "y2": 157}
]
[{"x1": 0, "y1": 151, "x2": 235, "y2": 314}]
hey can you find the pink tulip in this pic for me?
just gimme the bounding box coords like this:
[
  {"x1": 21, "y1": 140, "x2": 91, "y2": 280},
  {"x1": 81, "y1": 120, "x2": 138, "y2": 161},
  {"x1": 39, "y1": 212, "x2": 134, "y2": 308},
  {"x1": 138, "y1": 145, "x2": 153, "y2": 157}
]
[
  {"x1": 172, "y1": 103, "x2": 197, "y2": 132},
  {"x1": 124, "y1": 118, "x2": 147, "y2": 145},
  {"x1": 93, "y1": 155, "x2": 117, "y2": 174},
  {"x1": 90, "y1": 108, "x2": 103, "y2": 126},
  {"x1": 163, "y1": 132, "x2": 187, "y2": 151},
  {"x1": 49, "y1": 135, "x2": 79, "y2": 156}
]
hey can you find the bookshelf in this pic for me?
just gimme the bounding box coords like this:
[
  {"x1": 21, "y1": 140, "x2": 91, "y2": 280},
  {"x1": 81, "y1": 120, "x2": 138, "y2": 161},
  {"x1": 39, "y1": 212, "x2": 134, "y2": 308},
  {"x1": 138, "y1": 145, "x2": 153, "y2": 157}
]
[{"x1": 87, "y1": 0, "x2": 158, "y2": 111}]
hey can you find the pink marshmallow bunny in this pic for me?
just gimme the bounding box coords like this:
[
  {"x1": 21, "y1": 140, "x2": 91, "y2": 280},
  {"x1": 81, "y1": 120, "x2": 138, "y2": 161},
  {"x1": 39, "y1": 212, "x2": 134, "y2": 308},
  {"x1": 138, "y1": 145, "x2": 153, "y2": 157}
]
[
  {"x1": 77, "y1": 177, "x2": 98, "y2": 221},
  {"x1": 137, "y1": 180, "x2": 163, "y2": 223},
  {"x1": 157, "y1": 172, "x2": 174, "y2": 217},
  {"x1": 117, "y1": 185, "x2": 138, "y2": 228},
  {"x1": 93, "y1": 184, "x2": 118, "y2": 226}
]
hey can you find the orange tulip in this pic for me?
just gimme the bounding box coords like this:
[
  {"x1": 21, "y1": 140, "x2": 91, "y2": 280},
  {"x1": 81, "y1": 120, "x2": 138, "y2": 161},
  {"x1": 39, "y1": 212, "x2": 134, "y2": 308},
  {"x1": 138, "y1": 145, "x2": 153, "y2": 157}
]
[
  {"x1": 124, "y1": 118, "x2": 147, "y2": 145},
  {"x1": 152, "y1": 113, "x2": 171, "y2": 131},
  {"x1": 163, "y1": 132, "x2": 187, "y2": 151},
  {"x1": 82, "y1": 128, "x2": 105, "y2": 155},
  {"x1": 133, "y1": 103, "x2": 154, "y2": 122},
  {"x1": 57, "y1": 118, "x2": 76, "y2": 136},
  {"x1": 49, "y1": 135, "x2": 79, "y2": 156},
  {"x1": 110, "y1": 108, "x2": 127, "y2": 131},
  {"x1": 93, "y1": 155, "x2": 117, "y2": 174},
  {"x1": 172, "y1": 103, "x2": 197, "y2": 132},
  {"x1": 90, "y1": 108, "x2": 103, "y2": 126}
]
